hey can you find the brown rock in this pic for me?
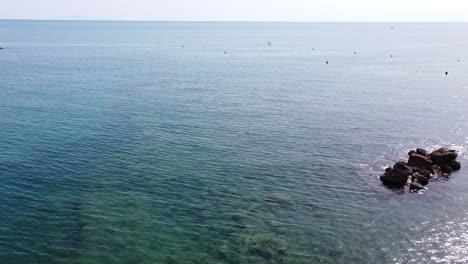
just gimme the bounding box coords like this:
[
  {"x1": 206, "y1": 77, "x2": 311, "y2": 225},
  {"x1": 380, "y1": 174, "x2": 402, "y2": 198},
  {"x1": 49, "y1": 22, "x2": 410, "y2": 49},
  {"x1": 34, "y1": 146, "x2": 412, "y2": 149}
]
[
  {"x1": 430, "y1": 148, "x2": 458, "y2": 166},
  {"x1": 380, "y1": 148, "x2": 461, "y2": 190},
  {"x1": 440, "y1": 165, "x2": 453, "y2": 174},
  {"x1": 411, "y1": 167, "x2": 431, "y2": 177},
  {"x1": 380, "y1": 169, "x2": 409, "y2": 187},
  {"x1": 410, "y1": 180, "x2": 424, "y2": 190},
  {"x1": 449, "y1": 160, "x2": 461, "y2": 171},
  {"x1": 418, "y1": 169, "x2": 432, "y2": 178},
  {"x1": 393, "y1": 162, "x2": 413, "y2": 176},
  {"x1": 412, "y1": 172, "x2": 429, "y2": 185},
  {"x1": 416, "y1": 148, "x2": 428, "y2": 156},
  {"x1": 408, "y1": 153, "x2": 433, "y2": 169},
  {"x1": 431, "y1": 165, "x2": 443, "y2": 177}
]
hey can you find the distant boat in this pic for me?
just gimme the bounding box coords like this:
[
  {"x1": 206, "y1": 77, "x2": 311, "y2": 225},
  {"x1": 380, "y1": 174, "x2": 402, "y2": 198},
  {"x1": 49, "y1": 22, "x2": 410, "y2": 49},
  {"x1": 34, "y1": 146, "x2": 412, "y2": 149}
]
[{"x1": 267, "y1": 41, "x2": 272, "y2": 46}]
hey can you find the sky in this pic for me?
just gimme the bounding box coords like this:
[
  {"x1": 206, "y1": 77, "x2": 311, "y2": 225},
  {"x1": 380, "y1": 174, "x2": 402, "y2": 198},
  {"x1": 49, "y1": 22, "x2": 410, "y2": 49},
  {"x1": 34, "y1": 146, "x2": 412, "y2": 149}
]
[{"x1": 1, "y1": 0, "x2": 468, "y2": 22}]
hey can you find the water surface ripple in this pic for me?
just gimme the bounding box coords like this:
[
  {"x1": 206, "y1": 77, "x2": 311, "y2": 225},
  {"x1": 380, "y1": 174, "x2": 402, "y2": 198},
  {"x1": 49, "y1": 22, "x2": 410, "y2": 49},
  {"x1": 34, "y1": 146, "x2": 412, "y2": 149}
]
[{"x1": 1, "y1": 21, "x2": 468, "y2": 264}]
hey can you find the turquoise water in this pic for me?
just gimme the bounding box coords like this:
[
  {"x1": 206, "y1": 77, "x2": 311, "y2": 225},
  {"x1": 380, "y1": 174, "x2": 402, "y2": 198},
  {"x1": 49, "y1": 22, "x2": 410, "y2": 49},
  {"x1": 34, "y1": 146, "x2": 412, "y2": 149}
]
[{"x1": 1, "y1": 21, "x2": 468, "y2": 264}]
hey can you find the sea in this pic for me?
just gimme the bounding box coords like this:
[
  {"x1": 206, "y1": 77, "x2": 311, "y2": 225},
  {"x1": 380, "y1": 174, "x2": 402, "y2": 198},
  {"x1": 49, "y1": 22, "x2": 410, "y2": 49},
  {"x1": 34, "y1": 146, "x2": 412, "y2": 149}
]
[{"x1": 1, "y1": 20, "x2": 468, "y2": 264}]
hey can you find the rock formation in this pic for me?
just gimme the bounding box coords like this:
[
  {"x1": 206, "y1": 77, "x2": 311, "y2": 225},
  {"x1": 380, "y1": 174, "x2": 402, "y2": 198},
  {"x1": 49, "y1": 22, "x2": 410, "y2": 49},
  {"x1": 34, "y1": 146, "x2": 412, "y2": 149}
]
[{"x1": 380, "y1": 147, "x2": 461, "y2": 191}]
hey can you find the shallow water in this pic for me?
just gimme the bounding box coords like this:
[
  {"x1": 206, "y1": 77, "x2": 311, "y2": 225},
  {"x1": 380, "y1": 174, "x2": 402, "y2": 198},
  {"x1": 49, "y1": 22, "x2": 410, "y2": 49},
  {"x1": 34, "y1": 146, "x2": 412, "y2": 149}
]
[{"x1": 0, "y1": 21, "x2": 468, "y2": 264}]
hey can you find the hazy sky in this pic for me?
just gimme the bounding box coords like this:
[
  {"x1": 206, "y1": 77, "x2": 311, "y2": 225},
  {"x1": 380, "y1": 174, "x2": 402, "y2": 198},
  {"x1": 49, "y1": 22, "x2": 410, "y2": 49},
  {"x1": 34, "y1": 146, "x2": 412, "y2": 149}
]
[{"x1": 1, "y1": 0, "x2": 468, "y2": 22}]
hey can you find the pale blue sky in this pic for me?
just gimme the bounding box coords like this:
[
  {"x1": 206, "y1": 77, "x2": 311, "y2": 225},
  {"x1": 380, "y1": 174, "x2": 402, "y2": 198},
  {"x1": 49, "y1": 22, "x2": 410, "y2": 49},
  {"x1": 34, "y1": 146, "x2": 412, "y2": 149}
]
[{"x1": 1, "y1": 0, "x2": 468, "y2": 21}]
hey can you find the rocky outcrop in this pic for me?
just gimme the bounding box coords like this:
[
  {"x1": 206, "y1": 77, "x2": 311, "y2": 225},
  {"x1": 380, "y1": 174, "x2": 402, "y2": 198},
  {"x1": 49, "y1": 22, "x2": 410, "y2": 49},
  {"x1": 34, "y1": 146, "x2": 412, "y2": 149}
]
[
  {"x1": 379, "y1": 162, "x2": 414, "y2": 186},
  {"x1": 380, "y1": 147, "x2": 462, "y2": 191},
  {"x1": 407, "y1": 153, "x2": 432, "y2": 169},
  {"x1": 393, "y1": 161, "x2": 413, "y2": 175},
  {"x1": 410, "y1": 180, "x2": 424, "y2": 190},
  {"x1": 431, "y1": 164, "x2": 443, "y2": 177},
  {"x1": 430, "y1": 148, "x2": 458, "y2": 166},
  {"x1": 380, "y1": 167, "x2": 410, "y2": 187},
  {"x1": 416, "y1": 148, "x2": 428, "y2": 156},
  {"x1": 411, "y1": 172, "x2": 429, "y2": 186},
  {"x1": 449, "y1": 160, "x2": 461, "y2": 171}
]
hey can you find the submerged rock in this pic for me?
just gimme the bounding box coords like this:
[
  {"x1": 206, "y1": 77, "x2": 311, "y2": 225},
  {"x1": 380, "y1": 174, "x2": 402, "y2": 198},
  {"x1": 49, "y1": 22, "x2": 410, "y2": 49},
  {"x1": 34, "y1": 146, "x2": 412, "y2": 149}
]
[{"x1": 247, "y1": 234, "x2": 286, "y2": 261}]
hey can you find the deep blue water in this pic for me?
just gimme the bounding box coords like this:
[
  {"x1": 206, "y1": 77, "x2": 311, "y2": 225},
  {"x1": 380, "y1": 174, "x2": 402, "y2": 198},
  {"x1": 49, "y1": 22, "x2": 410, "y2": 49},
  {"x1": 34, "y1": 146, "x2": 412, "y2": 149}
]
[{"x1": 1, "y1": 21, "x2": 468, "y2": 264}]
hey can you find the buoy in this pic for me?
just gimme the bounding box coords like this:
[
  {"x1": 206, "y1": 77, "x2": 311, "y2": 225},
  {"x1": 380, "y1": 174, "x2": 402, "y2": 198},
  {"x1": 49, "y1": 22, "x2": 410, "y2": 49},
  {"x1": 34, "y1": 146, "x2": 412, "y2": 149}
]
[
  {"x1": 445, "y1": 72, "x2": 448, "y2": 75},
  {"x1": 326, "y1": 61, "x2": 328, "y2": 64},
  {"x1": 354, "y1": 51, "x2": 356, "y2": 54},
  {"x1": 224, "y1": 51, "x2": 227, "y2": 54}
]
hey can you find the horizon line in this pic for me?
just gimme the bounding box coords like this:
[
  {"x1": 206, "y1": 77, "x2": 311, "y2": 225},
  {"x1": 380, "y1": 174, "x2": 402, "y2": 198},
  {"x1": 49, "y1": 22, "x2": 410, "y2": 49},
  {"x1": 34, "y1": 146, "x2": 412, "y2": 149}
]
[{"x1": 1, "y1": 18, "x2": 468, "y2": 23}]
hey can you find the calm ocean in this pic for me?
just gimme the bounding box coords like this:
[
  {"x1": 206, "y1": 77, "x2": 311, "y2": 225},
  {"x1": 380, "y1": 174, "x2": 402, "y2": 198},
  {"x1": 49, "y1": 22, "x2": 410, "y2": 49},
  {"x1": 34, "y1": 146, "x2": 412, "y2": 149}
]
[{"x1": 1, "y1": 20, "x2": 468, "y2": 264}]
